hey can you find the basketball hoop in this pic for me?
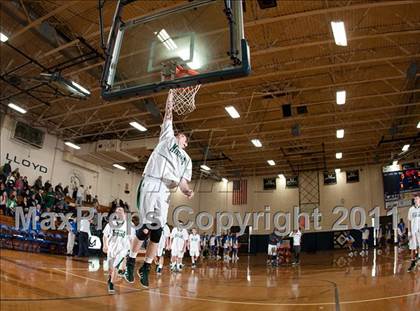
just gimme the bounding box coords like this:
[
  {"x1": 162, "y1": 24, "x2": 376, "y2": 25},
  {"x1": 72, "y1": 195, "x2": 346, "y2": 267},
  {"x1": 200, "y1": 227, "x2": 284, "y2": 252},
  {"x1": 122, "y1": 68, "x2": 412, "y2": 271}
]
[{"x1": 168, "y1": 65, "x2": 201, "y2": 115}]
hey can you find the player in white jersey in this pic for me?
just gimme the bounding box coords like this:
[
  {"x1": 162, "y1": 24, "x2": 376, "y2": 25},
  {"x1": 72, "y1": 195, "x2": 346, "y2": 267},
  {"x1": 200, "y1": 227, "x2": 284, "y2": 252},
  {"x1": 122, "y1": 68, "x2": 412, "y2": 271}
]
[
  {"x1": 188, "y1": 228, "x2": 201, "y2": 268},
  {"x1": 102, "y1": 206, "x2": 133, "y2": 294},
  {"x1": 170, "y1": 224, "x2": 189, "y2": 272},
  {"x1": 124, "y1": 92, "x2": 194, "y2": 288},
  {"x1": 156, "y1": 224, "x2": 170, "y2": 275},
  {"x1": 407, "y1": 194, "x2": 420, "y2": 272}
]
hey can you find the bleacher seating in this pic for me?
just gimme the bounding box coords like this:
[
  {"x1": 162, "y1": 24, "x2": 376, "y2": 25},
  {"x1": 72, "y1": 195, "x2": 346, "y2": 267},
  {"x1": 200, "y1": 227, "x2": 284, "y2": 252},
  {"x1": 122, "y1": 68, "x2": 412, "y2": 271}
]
[{"x1": 0, "y1": 215, "x2": 67, "y2": 254}]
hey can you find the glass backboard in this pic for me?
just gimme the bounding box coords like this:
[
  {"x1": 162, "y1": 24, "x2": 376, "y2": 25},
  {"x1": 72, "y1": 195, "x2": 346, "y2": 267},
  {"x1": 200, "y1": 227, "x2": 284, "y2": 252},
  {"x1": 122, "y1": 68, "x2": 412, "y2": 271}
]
[{"x1": 101, "y1": 0, "x2": 250, "y2": 100}]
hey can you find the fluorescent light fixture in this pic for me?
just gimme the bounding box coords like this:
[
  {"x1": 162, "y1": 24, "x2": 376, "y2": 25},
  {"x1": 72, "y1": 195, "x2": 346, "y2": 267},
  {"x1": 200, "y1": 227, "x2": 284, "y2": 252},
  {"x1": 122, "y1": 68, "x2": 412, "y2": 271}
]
[
  {"x1": 392, "y1": 160, "x2": 398, "y2": 166},
  {"x1": 8, "y1": 103, "x2": 26, "y2": 114},
  {"x1": 71, "y1": 81, "x2": 90, "y2": 95},
  {"x1": 335, "y1": 168, "x2": 341, "y2": 174},
  {"x1": 417, "y1": 121, "x2": 420, "y2": 129},
  {"x1": 222, "y1": 177, "x2": 228, "y2": 183},
  {"x1": 113, "y1": 164, "x2": 126, "y2": 170},
  {"x1": 336, "y1": 90, "x2": 346, "y2": 105},
  {"x1": 251, "y1": 139, "x2": 262, "y2": 148},
  {"x1": 330, "y1": 21, "x2": 347, "y2": 46},
  {"x1": 129, "y1": 121, "x2": 147, "y2": 132},
  {"x1": 278, "y1": 174, "x2": 285, "y2": 179},
  {"x1": 336, "y1": 152, "x2": 342, "y2": 159},
  {"x1": 225, "y1": 106, "x2": 240, "y2": 119},
  {"x1": 155, "y1": 29, "x2": 177, "y2": 51},
  {"x1": 267, "y1": 160, "x2": 275, "y2": 166},
  {"x1": 65, "y1": 142, "x2": 81, "y2": 150},
  {"x1": 336, "y1": 129, "x2": 344, "y2": 139},
  {"x1": 200, "y1": 164, "x2": 211, "y2": 171},
  {"x1": 0, "y1": 32, "x2": 8, "y2": 42},
  {"x1": 402, "y1": 144, "x2": 410, "y2": 152}
]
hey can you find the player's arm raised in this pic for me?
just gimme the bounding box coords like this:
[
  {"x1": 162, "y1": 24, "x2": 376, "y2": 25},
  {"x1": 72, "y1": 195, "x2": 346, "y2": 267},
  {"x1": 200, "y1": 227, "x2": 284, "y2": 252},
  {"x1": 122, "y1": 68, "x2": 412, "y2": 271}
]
[
  {"x1": 159, "y1": 92, "x2": 175, "y2": 141},
  {"x1": 164, "y1": 91, "x2": 173, "y2": 122}
]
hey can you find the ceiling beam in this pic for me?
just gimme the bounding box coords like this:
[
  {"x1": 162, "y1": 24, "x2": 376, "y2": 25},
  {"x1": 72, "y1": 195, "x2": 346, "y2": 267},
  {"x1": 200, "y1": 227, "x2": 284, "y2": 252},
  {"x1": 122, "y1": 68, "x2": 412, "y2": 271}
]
[{"x1": 7, "y1": 1, "x2": 81, "y2": 42}]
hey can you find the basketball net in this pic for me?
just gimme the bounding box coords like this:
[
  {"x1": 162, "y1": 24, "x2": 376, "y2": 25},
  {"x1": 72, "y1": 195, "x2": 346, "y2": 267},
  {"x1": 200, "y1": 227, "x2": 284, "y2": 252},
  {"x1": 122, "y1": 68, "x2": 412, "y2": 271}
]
[{"x1": 167, "y1": 65, "x2": 201, "y2": 115}]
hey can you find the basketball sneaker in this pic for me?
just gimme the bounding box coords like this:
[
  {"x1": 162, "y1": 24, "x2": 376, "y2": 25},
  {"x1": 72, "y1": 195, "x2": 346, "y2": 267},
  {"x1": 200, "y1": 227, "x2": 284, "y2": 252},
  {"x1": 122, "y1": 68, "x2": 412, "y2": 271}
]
[
  {"x1": 156, "y1": 266, "x2": 162, "y2": 274},
  {"x1": 124, "y1": 257, "x2": 135, "y2": 283},
  {"x1": 407, "y1": 260, "x2": 416, "y2": 272},
  {"x1": 107, "y1": 277, "x2": 115, "y2": 294},
  {"x1": 138, "y1": 263, "x2": 150, "y2": 288}
]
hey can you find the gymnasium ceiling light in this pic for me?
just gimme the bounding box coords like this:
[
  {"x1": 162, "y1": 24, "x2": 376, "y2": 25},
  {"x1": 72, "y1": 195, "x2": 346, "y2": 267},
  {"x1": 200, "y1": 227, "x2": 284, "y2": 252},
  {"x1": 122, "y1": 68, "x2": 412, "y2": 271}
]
[
  {"x1": 222, "y1": 177, "x2": 228, "y2": 183},
  {"x1": 129, "y1": 121, "x2": 147, "y2": 132},
  {"x1": 330, "y1": 21, "x2": 347, "y2": 46},
  {"x1": 40, "y1": 73, "x2": 90, "y2": 97},
  {"x1": 267, "y1": 160, "x2": 275, "y2": 166},
  {"x1": 8, "y1": 103, "x2": 26, "y2": 114},
  {"x1": 200, "y1": 164, "x2": 211, "y2": 171},
  {"x1": 0, "y1": 32, "x2": 8, "y2": 42},
  {"x1": 336, "y1": 152, "x2": 343, "y2": 159},
  {"x1": 225, "y1": 106, "x2": 240, "y2": 119},
  {"x1": 336, "y1": 90, "x2": 346, "y2": 105},
  {"x1": 402, "y1": 144, "x2": 410, "y2": 152},
  {"x1": 71, "y1": 81, "x2": 90, "y2": 96},
  {"x1": 113, "y1": 164, "x2": 126, "y2": 170},
  {"x1": 251, "y1": 139, "x2": 262, "y2": 147},
  {"x1": 336, "y1": 129, "x2": 344, "y2": 139},
  {"x1": 65, "y1": 142, "x2": 81, "y2": 150}
]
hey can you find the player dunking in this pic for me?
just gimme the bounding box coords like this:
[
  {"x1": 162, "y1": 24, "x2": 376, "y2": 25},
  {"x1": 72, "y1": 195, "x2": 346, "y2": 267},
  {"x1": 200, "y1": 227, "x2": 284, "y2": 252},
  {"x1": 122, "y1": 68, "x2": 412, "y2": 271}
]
[{"x1": 124, "y1": 92, "x2": 194, "y2": 288}]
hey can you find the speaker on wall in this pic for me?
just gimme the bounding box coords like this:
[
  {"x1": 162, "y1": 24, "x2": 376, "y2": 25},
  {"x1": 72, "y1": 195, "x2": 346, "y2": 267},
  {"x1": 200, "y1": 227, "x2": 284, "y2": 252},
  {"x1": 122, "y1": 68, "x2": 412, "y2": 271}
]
[{"x1": 282, "y1": 104, "x2": 292, "y2": 117}]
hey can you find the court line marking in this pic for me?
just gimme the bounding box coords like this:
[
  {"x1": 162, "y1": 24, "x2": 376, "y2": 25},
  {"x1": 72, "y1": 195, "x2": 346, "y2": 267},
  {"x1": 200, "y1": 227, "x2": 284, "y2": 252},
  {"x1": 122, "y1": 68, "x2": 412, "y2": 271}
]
[
  {"x1": 3, "y1": 268, "x2": 418, "y2": 307},
  {"x1": 1, "y1": 255, "x2": 418, "y2": 306}
]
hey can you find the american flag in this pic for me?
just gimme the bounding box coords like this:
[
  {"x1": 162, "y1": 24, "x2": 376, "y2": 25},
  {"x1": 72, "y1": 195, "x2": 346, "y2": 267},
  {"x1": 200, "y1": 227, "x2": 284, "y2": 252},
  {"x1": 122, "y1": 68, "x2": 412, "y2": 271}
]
[{"x1": 232, "y1": 179, "x2": 247, "y2": 205}]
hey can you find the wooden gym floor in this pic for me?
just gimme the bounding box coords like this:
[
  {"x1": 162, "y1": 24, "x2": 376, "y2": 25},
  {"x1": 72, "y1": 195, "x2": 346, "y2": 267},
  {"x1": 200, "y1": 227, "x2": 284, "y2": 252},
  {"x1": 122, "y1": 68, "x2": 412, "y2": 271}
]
[{"x1": 0, "y1": 248, "x2": 418, "y2": 311}]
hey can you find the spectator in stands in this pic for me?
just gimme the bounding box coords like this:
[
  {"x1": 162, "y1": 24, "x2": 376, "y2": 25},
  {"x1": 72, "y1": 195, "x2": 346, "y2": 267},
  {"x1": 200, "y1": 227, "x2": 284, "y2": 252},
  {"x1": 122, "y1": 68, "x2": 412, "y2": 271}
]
[
  {"x1": 55, "y1": 182, "x2": 64, "y2": 194},
  {"x1": 45, "y1": 187, "x2": 55, "y2": 210},
  {"x1": 2, "y1": 161, "x2": 11, "y2": 177},
  {"x1": 35, "y1": 189, "x2": 44, "y2": 207},
  {"x1": 0, "y1": 172, "x2": 5, "y2": 185},
  {"x1": 6, "y1": 193, "x2": 17, "y2": 216},
  {"x1": 44, "y1": 180, "x2": 52, "y2": 192},
  {"x1": 63, "y1": 185, "x2": 69, "y2": 197},
  {"x1": 27, "y1": 193, "x2": 36, "y2": 208},
  {"x1": 22, "y1": 196, "x2": 28, "y2": 212},
  {"x1": 6, "y1": 174, "x2": 15, "y2": 188},
  {"x1": 92, "y1": 195, "x2": 99, "y2": 206},
  {"x1": 15, "y1": 176, "x2": 24, "y2": 196},
  {"x1": 85, "y1": 185, "x2": 92, "y2": 204},
  {"x1": 33, "y1": 176, "x2": 43, "y2": 191},
  {"x1": 0, "y1": 185, "x2": 7, "y2": 215},
  {"x1": 22, "y1": 176, "x2": 29, "y2": 191},
  {"x1": 12, "y1": 167, "x2": 20, "y2": 179},
  {"x1": 77, "y1": 214, "x2": 91, "y2": 257}
]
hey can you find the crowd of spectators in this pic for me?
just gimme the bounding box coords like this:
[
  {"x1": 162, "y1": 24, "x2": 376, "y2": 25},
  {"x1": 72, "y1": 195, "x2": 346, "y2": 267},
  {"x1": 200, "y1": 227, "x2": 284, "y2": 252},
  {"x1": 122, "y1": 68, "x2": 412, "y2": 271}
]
[{"x1": 0, "y1": 161, "x2": 99, "y2": 218}]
